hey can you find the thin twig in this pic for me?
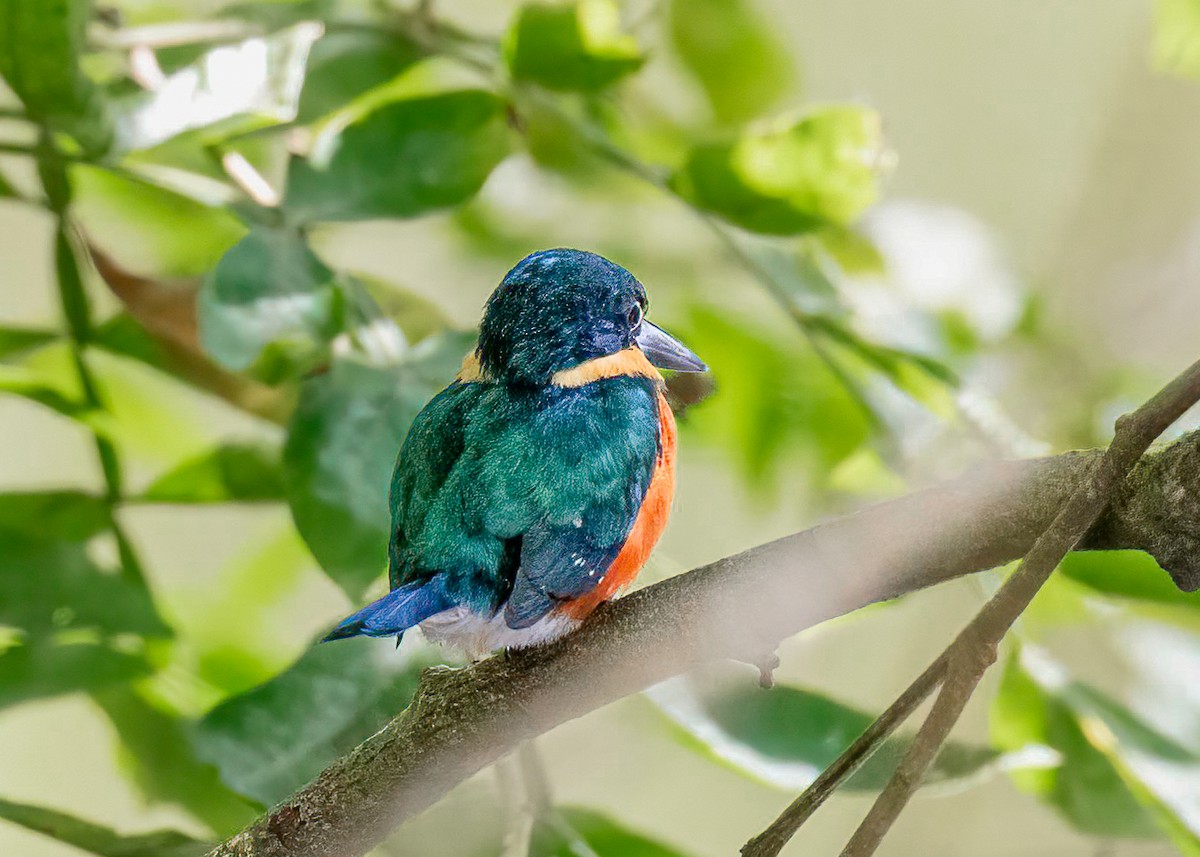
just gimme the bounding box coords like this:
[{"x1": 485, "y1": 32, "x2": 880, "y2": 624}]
[
  {"x1": 742, "y1": 357, "x2": 1200, "y2": 857},
  {"x1": 740, "y1": 654, "x2": 947, "y2": 857}
]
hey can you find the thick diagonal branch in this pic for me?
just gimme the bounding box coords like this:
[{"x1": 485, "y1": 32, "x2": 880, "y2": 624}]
[{"x1": 207, "y1": 430, "x2": 1200, "y2": 857}]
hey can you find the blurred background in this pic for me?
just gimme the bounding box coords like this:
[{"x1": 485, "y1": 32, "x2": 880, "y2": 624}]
[{"x1": 3, "y1": 0, "x2": 1200, "y2": 855}]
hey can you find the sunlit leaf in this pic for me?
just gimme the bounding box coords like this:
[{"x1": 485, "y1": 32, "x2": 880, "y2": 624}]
[
  {"x1": 190, "y1": 636, "x2": 443, "y2": 806},
  {"x1": 72, "y1": 165, "x2": 247, "y2": 279},
  {"x1": 990, "y1": 648, "x2": 1200, "y2": 844},
  {"x1": 92, "y1": 314, "x2": 293, "y2": 425},
  {"x1": 0, "y1": 797, "x2": 207, "y2": 857},
  {"x1": 0, "y1": 530, "x2": 169, "y2": 639},
  {"x1": 504, "y1": 0, "x2": 644, "y2": 92},
  {"x1": 667, "y1": 0, "x2": 793, "y2": 123},
  {"x1": 92, "y1": 688, "x2": 257, "y2": 834},
  {"x1": 677, "y1": 305, "x2": 870, "y2": 492},
  {"x1": 650, "y1": 669, "x2": 997, "y2": 791},
  {"x1": 1060, "y1": 551, "x2": 1200, "y2": 608},
  {"x1": 0, "y1": 491, "x2": 110, "y2": 541},
  {"x1": 531, "y1": 807, "x2": 691, "y2": 857},
  {"x1": 0, "y1": 642, "x2": 151, "y2": 710},
  {"x1": 671, "y1": 106, "x2": 888, "y2": 235},
  {"x1": 0, "y1": 0, "x2": 112, "y2": 153},
  {"x1": 1155, "y1": 0, "x2": 1200, "y2": 80},
  {"x1": 0, "y1": 363, "x2": 94, "y2": 423},
  {"x1": 198, "y1": 225, "x2": 345, "y2": 377},
  {"x1": 111, "y1": 23, "x2": 322, "y2": 151},
  {"x1": 296, "y1": 29, "x2": 423, "y2": 124},
  {"x1": 142, "y1": 443, "x2": 286, "y2": 503},
  {"x1": 284, "y1": 90, "x2": 511, "y2": 222},
  {"x1": 282, "y1": 334, "x2": 471, "y2": 597}
]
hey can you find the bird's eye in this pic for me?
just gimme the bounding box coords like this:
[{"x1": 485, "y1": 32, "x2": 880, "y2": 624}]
[{"x1": 627, "y1": 304, "x2": 643, "y2": 329}]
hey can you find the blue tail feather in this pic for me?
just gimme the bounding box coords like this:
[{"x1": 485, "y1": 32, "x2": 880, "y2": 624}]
[{"x1": 322, "y1": 577, "x2": 453, "y2": 643}]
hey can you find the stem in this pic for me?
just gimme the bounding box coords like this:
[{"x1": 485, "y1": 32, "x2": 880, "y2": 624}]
[
  {"x1": 38, "y1": 133, "x2": 148, "y2": 587},
  {"x1": 832, "y1": 358, "x2": 1200, "y2": 857},
  {"x1": 740, "y1": 654, "x2": 948, "y2": 857}
]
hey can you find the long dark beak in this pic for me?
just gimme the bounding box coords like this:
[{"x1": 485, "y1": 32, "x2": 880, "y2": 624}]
[{"x1": 635, "y1": 320, "x2": 707, "y2": 372}]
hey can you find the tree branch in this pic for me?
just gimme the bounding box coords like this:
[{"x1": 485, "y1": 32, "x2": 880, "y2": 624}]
[
  {"x1": 749, "y1": 357, "x2": 1200, "y2": 857},
  {"x1": 206, "y1": 426, "x2": 1200, "y2": 857}
]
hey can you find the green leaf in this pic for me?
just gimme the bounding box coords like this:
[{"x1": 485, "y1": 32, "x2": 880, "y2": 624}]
[
  {"x1": 72, "y1": 165, "x2": 247, "y2": 279},
  {"x1": 0, "y1": 491, "x2": 110, "y2": 541},
  {"x1": 991, "y1": 648, "x2": 1191, "y2": 842},
  {"x1": 296, "y1": 30, "x2": 423, "y2": 124},
  {"x1": 504, "y1": 0, "x2": 644, "y2": 92},
  {"x1": 0, "y1": 797, "x2": 207, "y2": 857},
  {"x1": 0, "y1": 0, "x2": 112, "y2": 153},
  {"x1": 111, "y1": 23, "x2": 322, "y2": 151},
  {"x1": 651, "y1": 669, "x2": 997, "y2": 791},
  {"x1": 531, "y1": 807, "x2": 691, "y2": 857},
  {"x1": 198, "y1": 225, "x2": 345, "y2": 376},
  {"x1": 282, "y1": 335, "x2": 471, "y2": 596},
  {"x1": 671, "y1": 105, "x2": 887, "y2": 235},
  {"x1": 0, "y1": 530, "x2": 170, "y2": 639},
  {"x1": 284, "y1": 90, "x2": 511, "y2": 222},
  {"x1": 0, "y1": 363, "x2": 93, "y2": 423},
  {"x1": 190, "y1": 636, "x2": 442, "y2": 806},
  {"x1": 677, "y1": 305, "x2": 871, "y2": 492},
  {"x1": 143, "y1": 443, "x2": 286, "y2": 504},
  {"x1": 667, "y1": 0, "x2": 794, "y2": 123},
  {"x1": 91, "y1": 314, "x2": 293, "y2": 425},
  {"x1": 1060, "y1": 550, "x2": 1200, "y2": 607},
  {"x1": 92, "y1": 688, "x2": 257, "y2": 834},
  {"x1": 0, "y1": 326, "x2": 57, "y2": 361},
  {"x1": 1155, "y1": 0, "x2": 1200, "y2": 80},
  {"x1": 0, "y1": 641, "x2": 151, "y2": 710}
]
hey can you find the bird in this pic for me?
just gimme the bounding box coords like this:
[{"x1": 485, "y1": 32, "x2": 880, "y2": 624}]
[{"x1": 322, "y1": 248, "x2": 707, "y2": 657}]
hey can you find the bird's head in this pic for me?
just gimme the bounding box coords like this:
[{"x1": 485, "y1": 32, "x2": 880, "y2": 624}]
[{"x1": 476, "y1": 248, "x2": 706, "y2": 385}]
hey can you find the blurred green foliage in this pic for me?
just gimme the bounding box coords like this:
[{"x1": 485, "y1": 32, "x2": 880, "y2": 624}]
[{"x1": 1, "y1": 0, "x2": 1200, "y2": 854}]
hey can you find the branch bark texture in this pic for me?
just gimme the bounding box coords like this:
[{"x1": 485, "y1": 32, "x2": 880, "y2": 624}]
[{"x1": 208, "y1": 430, "x2": 1200, "y2": 857}]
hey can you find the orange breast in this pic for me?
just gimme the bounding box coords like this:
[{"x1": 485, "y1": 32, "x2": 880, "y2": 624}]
[{"x1": 561, "y1": 392, "x2": 677, "y2": 619}]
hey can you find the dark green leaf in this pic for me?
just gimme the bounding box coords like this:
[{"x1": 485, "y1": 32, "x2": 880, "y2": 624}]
[
  {"x1": 0, "y1": 797, "x2": 207, "y2": 857},
  {"x1": 531, "y1": 807, "x2": 690, "y2": 857},
  {"x1": 296, "y1": 30, "x2": 423, "y2": 124},
  {"x1": 671, "y1": 106, "x2": 887, "y2": 235},
  {"x1": 198, "y1": 225, "x2": 345, "y2": 376},
  {"x1": 111, "y1": 23, "x2": 321, "y2": 151},
  {"x1": 667, "y1": 0, "x2": 794, "y2": 123},
  {"x1": 504, "y1": 0, "x2": 644, "y2": 92},
  {"x1": 1060, "y1": 550, "x2": 1200, "y2": 607},
  {"x1": 190, "y1": 636, "x2": 442, "y2": 806},
  {"x1": 1155, "y1": 0, "x2": 1200, "y2": 80},
  {"x1": 284, "y1": 90, "x2": 511, "y2": 222},
  {"x1": 143, "y1": 443, "x2": 286, "y2": 504},
  {"x1": 0, "y1": 530, "x2": 170, "y2": 639},
  {"x1": 282, "y1": 334, "x2": 471, "y2": 596},
  {"x1": 92, "y1": 688, "x2": 257, "y2": 834},
  {"x1": 0, "y1": 0, "x2": 112, "y2": 153},
  {"x1": 0, "y1": 491, "x2": 109, "y2": 541},
  {"x1": 0, "y1": 326, "x2": 57, "y2": 361},
  {"x1": 0, "y1": 641, "x2": 151, "y2": 710},
  {"x1": 652, "y1": 670, "x2": 997, "y2": 791},
  {"x1": 990, "y1": 650, "x2": 1178, "y2": 841}
]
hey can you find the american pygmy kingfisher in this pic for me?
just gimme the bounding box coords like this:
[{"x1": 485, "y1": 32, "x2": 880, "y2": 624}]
[{"x1": 324, "y1": 249, "x2": 707, "y2": 656}]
